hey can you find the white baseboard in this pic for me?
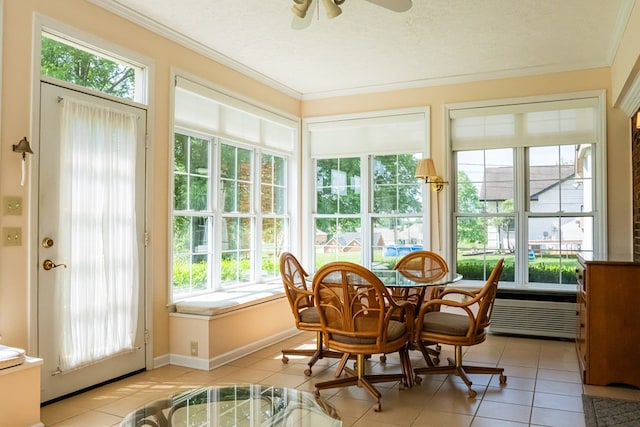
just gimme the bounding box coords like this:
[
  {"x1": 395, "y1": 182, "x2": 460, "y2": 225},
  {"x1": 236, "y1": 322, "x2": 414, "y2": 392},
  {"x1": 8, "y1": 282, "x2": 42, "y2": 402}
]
[{"x1": 163, "y1": 328, "x2": 300, "y2": 371}]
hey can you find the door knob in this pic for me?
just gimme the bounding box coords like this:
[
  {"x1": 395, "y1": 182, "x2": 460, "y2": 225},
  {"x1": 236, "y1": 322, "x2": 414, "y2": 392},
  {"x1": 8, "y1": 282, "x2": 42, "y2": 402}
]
[{"x1": 43, "y1": 259, "x2": 67, "y2": 270}]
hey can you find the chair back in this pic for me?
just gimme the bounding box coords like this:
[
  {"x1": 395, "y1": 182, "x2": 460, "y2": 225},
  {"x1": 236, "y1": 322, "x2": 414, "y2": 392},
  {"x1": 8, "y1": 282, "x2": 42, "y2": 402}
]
[
  {"x1": 280, "y1": 252, "x2": 312, "y2": 325},
  {"x1": 474, "y1": 258, "x2": 505, "y2": 331},
  {"x1": 312, "y1": 261, "x2": 410, "y2": 354},
  {"x1": 394, "y1": 250, "x2": 449, "y2": 284}
]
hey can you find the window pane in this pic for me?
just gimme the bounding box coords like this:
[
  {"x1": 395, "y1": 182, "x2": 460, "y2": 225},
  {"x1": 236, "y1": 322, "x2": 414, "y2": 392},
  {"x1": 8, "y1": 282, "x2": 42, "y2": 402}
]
[
  {"x1": 172, "y1": 215, "x2": 210, "y2": 295},
  {"x1": 529, "y1": 145, "x2": 591, "y2": 213},
  {"x1": 174, "y1": 134, "x2": 210, "y2": 212},
  {"x1": 457, "y1": 149, "x2": 513, "y2": 213},
  {"x1": 41, "y1": 35, "x2": 138, "y2": 100},
  {"x1": 221, "y1": 144, "x2": 253, "y2": 213},
  {"x1": 316, "y1": 158, "x2": 361, "y2": 215},
  {"x1": 261, "y1": 154, "x2": 287, "y2": 215},
  {"x1": 456, "y1": 216, "x2": 515, "y2": 282},
  {"x1": 220, "y1": 144, "x2": 237, "y2": 179},
  {"x1": 528, "y1": 216, "x2": 588, "y2": 285},
  {"x1": 221, "y1": 217, "x2": 252, "y2": 285},
  {"x1": 372, "y1": 217, "x2": 423, "y2": 271},
  {"x1": 373, "y1": 154, "x2": 423, "y2": 214},
  {"x1": 314, "y1": 217, "x2": 362, "y2": 268},
  {"x1": 262, "y1": 217, "x2": 286, "y2": 280}
]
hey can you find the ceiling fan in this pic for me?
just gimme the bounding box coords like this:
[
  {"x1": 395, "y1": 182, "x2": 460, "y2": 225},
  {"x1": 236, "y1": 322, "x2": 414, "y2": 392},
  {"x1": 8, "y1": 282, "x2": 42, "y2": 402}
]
[{"x1": 291, "y1": 0, "x2": 412, "y2": 30}]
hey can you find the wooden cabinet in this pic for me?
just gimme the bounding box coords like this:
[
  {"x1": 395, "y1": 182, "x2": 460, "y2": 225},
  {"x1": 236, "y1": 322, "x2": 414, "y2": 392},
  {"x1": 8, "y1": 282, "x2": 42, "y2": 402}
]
[{"x1": 576, "y1": 254, "x2": 640, "y2": 387}]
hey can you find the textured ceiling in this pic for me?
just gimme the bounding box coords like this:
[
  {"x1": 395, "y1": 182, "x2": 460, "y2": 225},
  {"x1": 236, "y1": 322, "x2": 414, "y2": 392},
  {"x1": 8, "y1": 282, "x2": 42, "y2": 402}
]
[{"x1": 91, "y1": 0, "x2": 634, "y2": 99}]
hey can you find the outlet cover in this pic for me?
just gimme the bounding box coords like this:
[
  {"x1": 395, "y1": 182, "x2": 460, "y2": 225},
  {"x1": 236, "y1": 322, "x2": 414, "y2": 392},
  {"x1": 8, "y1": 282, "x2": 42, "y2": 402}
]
[
  {"x1": 3, "y1": 227, "x2": 22, "y2": 246},
  {"x1": 190, "y1": 341, "x2": 198, "y2": 357},
  {"x1": 3, "y1": 197, "x2": 22, "y2": 215}
]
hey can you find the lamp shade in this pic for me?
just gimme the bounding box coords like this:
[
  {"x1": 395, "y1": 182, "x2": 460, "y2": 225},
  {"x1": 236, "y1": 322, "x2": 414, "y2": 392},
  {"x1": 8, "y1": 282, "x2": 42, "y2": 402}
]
[{"x1": 415, "y1": 158, "x2": 438, "y2": 179}]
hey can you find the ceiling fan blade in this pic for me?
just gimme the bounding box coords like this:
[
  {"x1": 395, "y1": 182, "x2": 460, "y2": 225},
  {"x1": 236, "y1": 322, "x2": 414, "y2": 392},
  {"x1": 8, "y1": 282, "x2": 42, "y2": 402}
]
[
  {"x1": 364, "y1": 0, "x2": 412, "y2": 13},
  {"x1": 291, "y1": 0, "x2": 316, "y2": 30}
]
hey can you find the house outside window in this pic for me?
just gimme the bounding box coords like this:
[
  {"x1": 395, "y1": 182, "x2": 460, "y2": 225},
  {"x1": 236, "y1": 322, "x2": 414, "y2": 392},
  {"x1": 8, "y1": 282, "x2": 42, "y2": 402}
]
[
  {"x1": 172, "y1": 77, "x2": 297, "y2": 301},
  {"x1": 448, "y1": 92, "x2": 605, "y2": 288}
]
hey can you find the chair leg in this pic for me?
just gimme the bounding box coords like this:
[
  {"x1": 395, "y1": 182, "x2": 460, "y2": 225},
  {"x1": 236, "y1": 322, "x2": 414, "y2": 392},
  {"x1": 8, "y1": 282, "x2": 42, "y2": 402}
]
[
  {"x1": 414, "y1": 346, "x2": 506, "y2": 398},
  {"x1": 281, "y1": 331, "x2": 344, "y2": 376},
  {"x1": 315, "y1": 353, "x2": 406, "y2": 412}
]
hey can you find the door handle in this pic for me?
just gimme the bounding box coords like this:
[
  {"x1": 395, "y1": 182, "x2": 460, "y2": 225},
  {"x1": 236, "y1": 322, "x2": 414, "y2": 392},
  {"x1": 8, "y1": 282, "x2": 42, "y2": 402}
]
[{"x1": 43, "y1": 259, "x2": 67, "y2": 270}]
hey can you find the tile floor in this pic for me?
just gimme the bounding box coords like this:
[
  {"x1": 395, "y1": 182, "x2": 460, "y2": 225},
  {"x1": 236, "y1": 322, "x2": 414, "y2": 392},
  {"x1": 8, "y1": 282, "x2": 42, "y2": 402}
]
[{"x1": 40, "y1": 332, "x2": 640, "y2": 426}]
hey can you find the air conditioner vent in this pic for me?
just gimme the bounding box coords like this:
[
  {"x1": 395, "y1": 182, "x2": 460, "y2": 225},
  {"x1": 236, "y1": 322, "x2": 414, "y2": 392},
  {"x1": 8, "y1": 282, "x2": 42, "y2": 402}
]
[{"x1": 490, "y1": 298, "x2": 576, "y2": 339}]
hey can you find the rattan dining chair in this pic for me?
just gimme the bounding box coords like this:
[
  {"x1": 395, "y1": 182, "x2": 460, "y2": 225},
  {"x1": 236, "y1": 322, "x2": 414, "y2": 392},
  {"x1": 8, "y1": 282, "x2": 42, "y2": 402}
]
[
  {"x1": 413, "y1": 258, "x2": 507, "y2": 397},
  {"x1": 312, "y1": 261, "x2": 414, "y2": 411},
  {"x1": 280, "y1": 252, "x2": 343, "y2": 376},
  {"x1": 393, "y1": 250, "x2": 449, "y2": 366}
]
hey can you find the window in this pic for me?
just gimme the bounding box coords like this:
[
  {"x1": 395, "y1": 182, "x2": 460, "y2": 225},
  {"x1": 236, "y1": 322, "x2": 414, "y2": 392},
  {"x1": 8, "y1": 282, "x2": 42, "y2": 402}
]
[
  {"x1": 41, "y1": 31, "x2": 145, "y2": 102},
  {"x1": 449, "y1": 94, "x2": 605, "y2": 288},
  {"x1": 304, "y1": 109, "x2": 430, "y2": 272},
  {"x1": 313, "y1": 154, "x2": 425, "y2": 271},
  {"x1": 172, "y1": 77, "x2": 296, "y2": 301}
]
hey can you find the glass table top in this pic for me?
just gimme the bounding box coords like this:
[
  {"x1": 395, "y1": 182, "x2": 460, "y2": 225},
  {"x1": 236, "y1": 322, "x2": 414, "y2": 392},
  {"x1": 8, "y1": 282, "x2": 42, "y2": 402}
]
[{"x1": 119, "y1": 383, "x2": 342, "y2": 427}]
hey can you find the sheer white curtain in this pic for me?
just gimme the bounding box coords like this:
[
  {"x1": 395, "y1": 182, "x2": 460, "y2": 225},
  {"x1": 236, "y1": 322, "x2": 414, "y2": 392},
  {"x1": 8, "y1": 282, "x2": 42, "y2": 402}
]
[{"x1": 57, "y1": 98, "x2": 139, "y2": 371}]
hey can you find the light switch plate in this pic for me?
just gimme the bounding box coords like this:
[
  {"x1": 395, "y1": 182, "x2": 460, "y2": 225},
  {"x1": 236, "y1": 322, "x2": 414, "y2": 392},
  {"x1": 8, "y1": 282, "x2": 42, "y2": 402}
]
[
  {"x1": 3, "y1": 227, "x2": 22, "y2": 246},
  {"x1": 3, "y1": 197, "x2": 22, "y2": 215}
]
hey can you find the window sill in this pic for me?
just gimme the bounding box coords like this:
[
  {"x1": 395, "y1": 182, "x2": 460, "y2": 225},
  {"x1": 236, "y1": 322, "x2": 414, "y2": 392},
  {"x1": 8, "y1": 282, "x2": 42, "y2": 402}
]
[{"x1": 169, "y1": 283, "x2": 285, "y2": 317}]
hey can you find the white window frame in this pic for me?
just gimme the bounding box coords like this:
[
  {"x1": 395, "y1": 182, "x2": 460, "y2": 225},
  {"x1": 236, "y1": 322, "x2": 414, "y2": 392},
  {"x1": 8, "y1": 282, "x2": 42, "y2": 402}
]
[
  {"x1": 171, "y1": 73, "x2": 299, "y2": 302},
  {"x1": 301, "y1": 108, "x2": 431, "y2": 269},
  {"x1": 445, "y1": 90, "x2": 607, "y2": 287}
]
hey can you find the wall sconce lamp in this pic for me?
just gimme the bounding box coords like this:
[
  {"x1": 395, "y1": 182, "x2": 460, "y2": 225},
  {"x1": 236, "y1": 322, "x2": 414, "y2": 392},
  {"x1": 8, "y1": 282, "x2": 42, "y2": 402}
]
[
  {"x1": 12, "y1": 137, "x2": 33, "y2": 186},
  {"x1": 415, "y1": 158, "x2": 448, "y2": 192}
]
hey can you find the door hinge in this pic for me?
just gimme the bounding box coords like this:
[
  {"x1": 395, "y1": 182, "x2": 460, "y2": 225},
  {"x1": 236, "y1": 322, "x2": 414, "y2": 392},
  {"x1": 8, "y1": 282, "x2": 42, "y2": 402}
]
[
  {"x1": 144, "y1": 232, "x2": 150, "y2": 247},
  {"x1": 144, "y1": 329, "x2": 150, "y2": 345}
]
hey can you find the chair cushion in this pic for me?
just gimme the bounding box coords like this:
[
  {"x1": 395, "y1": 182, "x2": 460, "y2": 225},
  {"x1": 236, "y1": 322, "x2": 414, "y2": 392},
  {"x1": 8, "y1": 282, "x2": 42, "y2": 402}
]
[
  {"x1": 332, "y1": 320, "x2": 406, "y2": 345},
  {"x1": 422, "y1": 311, "x2": 480, "y2": 336},
  {"x1": 299, "y1": 306, "x2": 320, "y2": 323}
]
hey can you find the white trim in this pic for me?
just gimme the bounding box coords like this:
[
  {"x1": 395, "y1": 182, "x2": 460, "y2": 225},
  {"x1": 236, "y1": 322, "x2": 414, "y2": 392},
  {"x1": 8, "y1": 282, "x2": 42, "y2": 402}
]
[
  {"x1": 616, "y1": 70, "x2": 640, "y2": 117},
  {"x1": 605, "y1": 0, "x2": 637, "y2": 66},
  {"x1": 167, "y1": 328, "x2": 299, "y2": 371}
]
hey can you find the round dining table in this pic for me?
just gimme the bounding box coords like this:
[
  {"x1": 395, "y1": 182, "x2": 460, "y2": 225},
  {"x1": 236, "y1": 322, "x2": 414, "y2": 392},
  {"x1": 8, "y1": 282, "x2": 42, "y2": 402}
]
[{"x1": 119, "y1": 383, "x2": 342, "y2": 427}]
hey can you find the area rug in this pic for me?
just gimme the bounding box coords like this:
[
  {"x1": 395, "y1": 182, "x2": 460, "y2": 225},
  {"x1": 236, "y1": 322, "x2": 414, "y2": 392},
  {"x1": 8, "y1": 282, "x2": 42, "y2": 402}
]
[{"x1": 583, "y1": 394, "x2": 640, "y2": 426}]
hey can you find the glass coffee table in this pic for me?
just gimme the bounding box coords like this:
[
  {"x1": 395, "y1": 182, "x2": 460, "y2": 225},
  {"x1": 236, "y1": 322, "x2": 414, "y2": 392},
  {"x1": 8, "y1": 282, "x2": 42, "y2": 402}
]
[{"x1": 120, "y1": 383, "x2": 342, "y2": 427}]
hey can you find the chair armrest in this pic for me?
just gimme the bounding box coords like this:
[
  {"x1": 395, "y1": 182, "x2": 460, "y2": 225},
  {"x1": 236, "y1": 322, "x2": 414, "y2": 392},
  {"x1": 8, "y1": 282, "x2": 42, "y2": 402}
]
[
  {"x1": 416, "y1": 295, "x2": 477, "y2": 323},
  {"x1": 438, "y1": 287, "x2": 479, "y2": 299}
]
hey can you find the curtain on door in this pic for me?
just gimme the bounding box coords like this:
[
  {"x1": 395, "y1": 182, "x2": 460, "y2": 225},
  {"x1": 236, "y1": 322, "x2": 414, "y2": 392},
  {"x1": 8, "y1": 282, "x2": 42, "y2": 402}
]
[{"x1": 56, "y1": 97, "x2": 139, "y2": 371}]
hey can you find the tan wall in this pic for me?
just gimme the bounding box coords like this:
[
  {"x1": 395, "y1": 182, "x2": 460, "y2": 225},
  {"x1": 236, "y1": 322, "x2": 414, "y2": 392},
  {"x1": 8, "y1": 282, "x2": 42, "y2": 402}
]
[
  {"x1": 169, "y1": 298, "x2": 292, "y2": 361},
  {"x1": 0, "y1": 0, "x2": 638, "y2": 367},
  {"x1": 0, "y1": 0, "x2": 299, "y2": 355},
  {"x1": 302, "y1": 68, "x2": 634, "y2": 260}
]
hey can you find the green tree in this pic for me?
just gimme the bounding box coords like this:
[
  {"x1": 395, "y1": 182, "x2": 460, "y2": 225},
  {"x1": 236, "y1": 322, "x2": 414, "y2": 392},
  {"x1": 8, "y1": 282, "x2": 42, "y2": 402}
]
[
  {"x1": 41, "y1": 36, "x2": 135, "y2": 99},
  {"x1": 489, "y1": 199, "x2": 515, "y2": 252},
  {"x1": 316, "y1": 157, "x2": 362, "y2": 235},
  {"x1": 456, "y1": 171, "x2": 487, "y2": 246}
]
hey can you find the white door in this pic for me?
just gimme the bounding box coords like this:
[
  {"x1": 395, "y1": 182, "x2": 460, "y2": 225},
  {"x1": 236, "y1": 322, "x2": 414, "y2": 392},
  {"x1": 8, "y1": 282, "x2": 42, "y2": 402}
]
[{"x1": 38, "y1": 82, "x2": 147, "y2": 403}]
